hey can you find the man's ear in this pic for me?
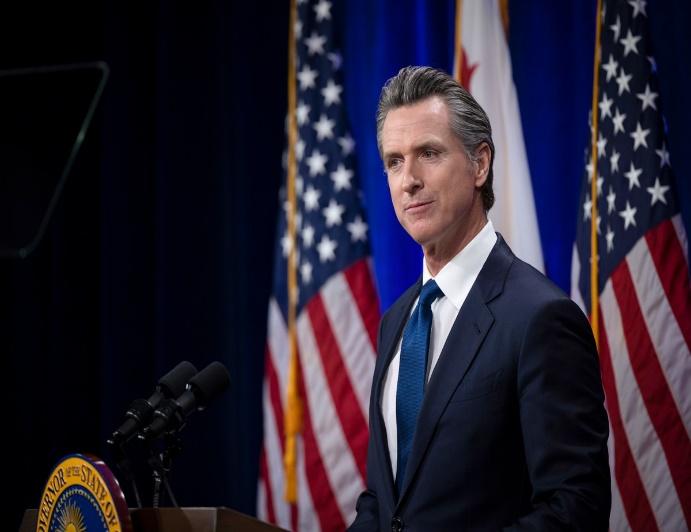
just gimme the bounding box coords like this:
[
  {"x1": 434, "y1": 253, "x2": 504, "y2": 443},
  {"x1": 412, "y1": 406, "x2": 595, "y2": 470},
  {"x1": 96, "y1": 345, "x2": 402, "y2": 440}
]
[{"x1": 474, "y1": 142, "x2": 491, "y2": 188}]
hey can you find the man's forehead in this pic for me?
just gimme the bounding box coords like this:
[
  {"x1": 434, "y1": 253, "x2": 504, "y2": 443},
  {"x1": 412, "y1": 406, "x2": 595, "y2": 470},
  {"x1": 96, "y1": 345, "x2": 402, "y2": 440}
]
[
  {"x1": 381, "y1": 97, "x2": 453, "y2": 150},
  {"x1": 384, "y1": 96, "x2": 448, "y2": 124}
]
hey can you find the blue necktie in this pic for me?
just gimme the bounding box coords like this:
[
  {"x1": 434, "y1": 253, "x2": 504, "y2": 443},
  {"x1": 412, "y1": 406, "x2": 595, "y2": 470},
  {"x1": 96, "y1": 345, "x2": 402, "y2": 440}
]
[{"x1": 396, "y1": 279, "x2": 443, "y2": 493}]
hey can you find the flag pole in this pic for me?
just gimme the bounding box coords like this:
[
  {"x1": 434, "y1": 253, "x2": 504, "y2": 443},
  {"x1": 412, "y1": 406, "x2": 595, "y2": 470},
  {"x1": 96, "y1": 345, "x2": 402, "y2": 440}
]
[
  {"x1": 589, "y1": 0, "x2": 603, "y2": 348},
  {"x1": 284, "y1": 0, "x2": 301, "y2": 504},
  {"x1": 453, "y1": 0, "x2": 463, "y2": 81},
  {"x1": 499, "y1": 0, "x2": 509, "y2": 36}
]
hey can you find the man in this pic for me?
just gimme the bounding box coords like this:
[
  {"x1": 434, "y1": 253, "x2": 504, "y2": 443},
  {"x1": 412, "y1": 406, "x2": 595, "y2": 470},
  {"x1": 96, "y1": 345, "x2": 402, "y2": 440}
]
[{"x1": 348, "y1": 66, "x2": 610, "y2": 531}]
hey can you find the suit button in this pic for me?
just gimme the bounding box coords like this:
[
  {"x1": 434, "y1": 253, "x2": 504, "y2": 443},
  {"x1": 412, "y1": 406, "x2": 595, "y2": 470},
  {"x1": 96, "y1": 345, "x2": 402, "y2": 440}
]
[{"x1": 391, "y1": 516, "x2": 403, "y2": 532}]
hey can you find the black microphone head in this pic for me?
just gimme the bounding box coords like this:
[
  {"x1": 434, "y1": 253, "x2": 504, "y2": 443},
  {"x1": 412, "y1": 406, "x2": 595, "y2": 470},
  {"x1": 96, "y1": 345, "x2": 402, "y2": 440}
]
[
  {"x1": 109, "y1": 361, "x2": 198, "y2": 445},
  {"x1": 157, "y1": 360, "x2": 198, "y2": 397},
  {"x1": 188, "y1": 361, "x2": 230, "y2": 408}
]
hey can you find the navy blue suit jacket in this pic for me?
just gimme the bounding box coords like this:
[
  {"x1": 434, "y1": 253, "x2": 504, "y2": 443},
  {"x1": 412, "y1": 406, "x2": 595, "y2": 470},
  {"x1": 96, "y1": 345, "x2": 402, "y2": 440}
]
[{"x1": 349, "y1": 235, "x2": 610, "y2": 531}]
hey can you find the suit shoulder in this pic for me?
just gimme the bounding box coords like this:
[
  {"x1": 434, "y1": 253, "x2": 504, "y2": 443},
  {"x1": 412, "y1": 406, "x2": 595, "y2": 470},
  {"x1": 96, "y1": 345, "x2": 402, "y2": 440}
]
[
  {"x1": 497, "y1": 257, "x2": 596, "y2": 358},
  {"x1": 503, "y1": 257, "x2": 584, "y2": 318}
]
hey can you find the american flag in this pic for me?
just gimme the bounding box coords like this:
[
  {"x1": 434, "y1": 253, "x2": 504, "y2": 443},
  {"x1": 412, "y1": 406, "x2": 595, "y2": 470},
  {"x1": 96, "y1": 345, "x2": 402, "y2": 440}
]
[
  {"x1": 257, "y1": 1, "x2": 379, "y2": 530},
  {"x1": 571, "y1": 1, "x2": 691, "y2": 530}
]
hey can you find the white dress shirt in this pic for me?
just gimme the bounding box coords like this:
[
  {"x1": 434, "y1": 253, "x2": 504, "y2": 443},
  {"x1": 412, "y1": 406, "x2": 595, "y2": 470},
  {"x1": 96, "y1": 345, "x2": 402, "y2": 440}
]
[{"x1": 381, "y1": 220, "x2": 498, "y2": 476}]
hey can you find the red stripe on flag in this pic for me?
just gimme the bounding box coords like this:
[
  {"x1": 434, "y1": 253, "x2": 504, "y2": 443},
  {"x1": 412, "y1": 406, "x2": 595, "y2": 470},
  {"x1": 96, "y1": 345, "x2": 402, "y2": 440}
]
[
  {"x1": 307, "y1": 294, "x2": 369, "y2": 479},
  {"x1": 291, "y1": 500, "x2": 298, "y2": 532},
  {"x1": 611, "y1": 262, "x2": 691, "y2": 524},
  {"x1": 266, "y1": 345, "x2": 286, "y2": 451},
  {"x1": 259, "y1": 447, "x2": 277, "y2": 525},
  {"x1": 645, "y1": 220, "x2": 691, "y2": 350},
  {"x1": 597, "y1": 310, "x2": 659, "y2": 532},
  {"x1": 343, "y1": 259, "x2": 380, "y2": 350},
  {"x1": 297, "y1": 353, "x2": 346, "y2": 531}
]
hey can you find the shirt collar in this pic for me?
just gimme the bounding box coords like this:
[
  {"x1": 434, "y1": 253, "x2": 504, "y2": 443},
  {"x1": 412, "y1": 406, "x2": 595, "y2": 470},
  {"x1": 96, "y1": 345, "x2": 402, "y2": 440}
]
[{"x1": 422, "y1": 220, "x2": 497, "y2": 309}]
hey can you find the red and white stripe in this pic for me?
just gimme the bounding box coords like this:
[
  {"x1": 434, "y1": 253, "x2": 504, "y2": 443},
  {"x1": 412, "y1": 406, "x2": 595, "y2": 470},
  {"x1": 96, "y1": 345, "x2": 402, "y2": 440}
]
[
  {"x1": 258, "y1": 259, "x2": 378, "y2": 531},
  {"x1": 572, "y1": 214, "x2": 691, "y2": 531}
]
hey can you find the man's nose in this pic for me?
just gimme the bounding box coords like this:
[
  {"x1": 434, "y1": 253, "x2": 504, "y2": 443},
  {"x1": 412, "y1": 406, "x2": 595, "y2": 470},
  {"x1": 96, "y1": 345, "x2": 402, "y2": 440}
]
[{"x1": 401, "y1": 159, "x2": 423, "y2": 193}]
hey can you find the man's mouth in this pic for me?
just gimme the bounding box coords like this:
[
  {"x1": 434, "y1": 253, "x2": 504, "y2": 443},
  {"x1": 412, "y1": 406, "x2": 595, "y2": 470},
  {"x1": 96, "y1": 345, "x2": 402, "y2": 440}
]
[{"x1": 404, "y1": 200, "x2": 433, "y2": 213}]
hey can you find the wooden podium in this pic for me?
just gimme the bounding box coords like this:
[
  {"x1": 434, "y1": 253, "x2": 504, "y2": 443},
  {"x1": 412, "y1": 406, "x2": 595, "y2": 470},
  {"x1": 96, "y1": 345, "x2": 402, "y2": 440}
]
[{"x1": 20, "y1": 508, "x2": 288, "y2": 532}]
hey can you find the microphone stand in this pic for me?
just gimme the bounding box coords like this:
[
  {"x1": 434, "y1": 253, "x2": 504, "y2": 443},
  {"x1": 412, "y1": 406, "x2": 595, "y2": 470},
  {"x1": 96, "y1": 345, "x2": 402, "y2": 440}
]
[
  {"x1": 147, "y1": 432, "x2": 182, "y2": 508},
  {"x1": 108, "y1": 439, "x2": 143, "y2": 509}
]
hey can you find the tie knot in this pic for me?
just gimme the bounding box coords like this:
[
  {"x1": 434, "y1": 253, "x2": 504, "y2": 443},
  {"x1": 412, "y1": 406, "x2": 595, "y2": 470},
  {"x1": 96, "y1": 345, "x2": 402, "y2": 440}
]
[{"x1": 419, "y1": 280, "x2": 443, "y2": 309}]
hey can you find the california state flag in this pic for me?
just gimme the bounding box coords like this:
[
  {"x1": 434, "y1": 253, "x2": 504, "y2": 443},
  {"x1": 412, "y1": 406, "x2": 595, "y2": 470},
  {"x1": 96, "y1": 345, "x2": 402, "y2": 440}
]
[{"x1": 455, "y1": 0, "x2": 544, "y2": 271}]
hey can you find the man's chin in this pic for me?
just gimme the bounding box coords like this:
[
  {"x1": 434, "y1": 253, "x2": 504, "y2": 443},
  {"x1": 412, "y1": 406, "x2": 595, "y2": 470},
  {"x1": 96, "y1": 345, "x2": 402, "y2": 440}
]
[{"x1": 404, "y1": 218, "x2": 443, "y2": 243}]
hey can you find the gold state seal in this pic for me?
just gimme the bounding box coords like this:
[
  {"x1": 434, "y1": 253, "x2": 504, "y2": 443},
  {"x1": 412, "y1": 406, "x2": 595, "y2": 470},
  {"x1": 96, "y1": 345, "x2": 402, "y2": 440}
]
[{"x1": 36, "y1": 454, "x2": 131, "y2": 532}]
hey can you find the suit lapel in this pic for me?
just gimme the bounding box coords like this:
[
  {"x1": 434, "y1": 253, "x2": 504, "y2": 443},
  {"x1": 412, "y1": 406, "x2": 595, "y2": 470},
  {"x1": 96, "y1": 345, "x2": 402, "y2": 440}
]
[
  {"x1": 397, "y1": 236, "x2": 514, "y2": 502},
  {"x1": 371, "y1": 280, "x2": 421, "y2": 506}
]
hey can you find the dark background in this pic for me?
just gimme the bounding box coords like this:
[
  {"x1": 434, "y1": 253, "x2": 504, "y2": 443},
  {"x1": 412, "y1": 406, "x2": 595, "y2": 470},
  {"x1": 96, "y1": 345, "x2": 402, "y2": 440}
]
[{"x1": 2, "y1": 2, "x2": 288, "y2": 525}]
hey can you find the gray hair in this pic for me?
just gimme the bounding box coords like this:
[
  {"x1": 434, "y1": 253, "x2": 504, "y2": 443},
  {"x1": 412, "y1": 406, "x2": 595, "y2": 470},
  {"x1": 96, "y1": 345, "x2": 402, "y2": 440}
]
[{"x1": 376, "y1": 66, "x2": 495, "y2": 211}]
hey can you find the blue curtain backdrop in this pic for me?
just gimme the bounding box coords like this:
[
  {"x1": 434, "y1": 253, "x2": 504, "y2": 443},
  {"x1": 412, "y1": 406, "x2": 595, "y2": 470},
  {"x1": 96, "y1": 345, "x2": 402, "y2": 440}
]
[{"x1": 343, "y1": 0, "x2": 691, "y2": 310}]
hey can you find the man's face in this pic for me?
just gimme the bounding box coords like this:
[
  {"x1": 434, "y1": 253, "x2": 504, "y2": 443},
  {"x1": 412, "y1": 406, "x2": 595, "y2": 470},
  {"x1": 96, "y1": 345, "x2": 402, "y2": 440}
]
[{"x1": 381, "y1": 96, "x2": 488, "y2": 256}]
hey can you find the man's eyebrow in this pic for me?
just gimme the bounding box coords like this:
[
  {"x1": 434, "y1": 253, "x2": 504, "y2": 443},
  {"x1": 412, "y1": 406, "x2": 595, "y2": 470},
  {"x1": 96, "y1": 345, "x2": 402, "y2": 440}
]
[
  {"x1": 382, "y1": 148, "x2": 401, "y2": 161},
  {"x1": 413, "y1": 139, "x2": 445, "y2": 151},
  {"x1": 383, "y1": 138, "x2": 445, "y2": 157}
]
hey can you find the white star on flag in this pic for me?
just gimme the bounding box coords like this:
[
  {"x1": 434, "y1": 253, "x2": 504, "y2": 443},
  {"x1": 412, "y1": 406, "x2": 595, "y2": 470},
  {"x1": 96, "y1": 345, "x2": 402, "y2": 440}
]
[
  {"x1": 313, "y1": 114, "x2": 335, "y2": 140},
  {"x1": 306, "y1": 149, "x2": 328, "y2": 176},
  {"x1": 618, "y1": 200, "x2": 638, "y2": 229},
  {"x1": 630, "y1": 121, "x2": 650, "y2": 150},
  {"x1": 583, "y1": 195, "x2": 593, "y2": 221},
  {"x1": 605, "y1": 225, "x2": 615, "y2": 251},
  {"x1": 321, "y1": 79, "x2": 342, "y2": 106},
  {"x1": 655, "y1": 144, "x2": 671, "y2": 167},
  {"x1": 327, "y1": 52, "x2": 342, "y2": 70},
  {"x1": 297, "y1": 65, "x2": 318, "y2": 89},
  {"x1": 624, "y1": 162, "x2": 642, "y2": 189},
  {"x1": 295, "y1": 139, "x2": 305, "y2": 161},
  {"x1": 281, "y1": 232, "x2": 293, "y2": 257},
  {"x1": 305, "y1": 32, "x2": 326, "y2": 55},
  {"x1": 597, "y1": 133, "x2": 608, "y2": 158},
  {"x1": 620, "y1": 29, "x2": 641, "y2": 56},
  {"x1": 646, "y1": 177, "x2": 670, "y2": 205},
  {"x1": 610, "y1": 15, "x2": 621, "y2": 41},
  {"x1": 313, "y1": 0, "x2": 331, "y2": 22},
  {"x1": 316, "y1": 234, "x2": 337, "y2": 262},
  {"x1": 602, "y1": 55, "x2": 619, "y2": 81},
  {"x1": 610, "y1": 149, "x2": 620, "y2": 173},
  {"x1": 347, "y1": 216, "x2": 368, "y2": 242},
  {"x1": 300, "y1": 261, "x2": 313, "y2": 283},
  {"x1": 616, "y1": 68, "x2": 632, "y2": 95},
  {"x1": 296, "y1": 101, "x2": 311, "y2": 125},
  {"x1": 612, "y1": 108, "x2": 626, "y2": 134},
  {"x1": 628, "y1": 0, "x2": 647, "y2": 18},
  {"x1": 338, "y1": 134, "x2": 355, "y2": 155},
  {"x1": 636, "y1": 84, "x2": 658, "y2": 110},
  {"x1": 331, "y1": 164, "x2": 353, "y2": 191},
  {"x1": 322, "y1": 199, "x2": 345, "y2": 227},
  {"x1": 607, "y1": 186, "x2": 617, "y2": 213},
  {"x1": 303, "y1": 185, "x2": 321, "y2": 211},
  {"x1": 599, "y1": 93, "x2": 613, "y2": 119},
  {"x1": 302, "y1": 224, "x2": 315, "y2": 246}
]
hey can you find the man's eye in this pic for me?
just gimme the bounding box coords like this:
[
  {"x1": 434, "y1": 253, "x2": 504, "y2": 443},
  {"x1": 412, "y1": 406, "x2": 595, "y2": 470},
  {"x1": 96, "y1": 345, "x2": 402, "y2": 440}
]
[
  {"x1": 387, "y1": 158, "x2": 402, "y2": 170},
  {"x1": 421, "y1": 150, "x2": 438, "y2": 159}
]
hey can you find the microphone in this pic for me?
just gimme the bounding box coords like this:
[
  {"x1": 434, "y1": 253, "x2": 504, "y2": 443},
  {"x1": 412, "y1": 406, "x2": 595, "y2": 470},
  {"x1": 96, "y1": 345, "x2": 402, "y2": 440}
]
[
  {"x1": 141, "y1": 361, "x2": 230, "y2": 440},
  {"x1": 109, "y1": 360, "x2": 198, "y2": 445}
]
